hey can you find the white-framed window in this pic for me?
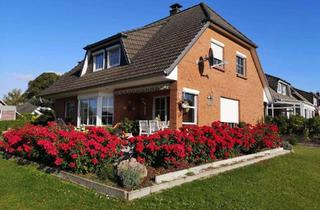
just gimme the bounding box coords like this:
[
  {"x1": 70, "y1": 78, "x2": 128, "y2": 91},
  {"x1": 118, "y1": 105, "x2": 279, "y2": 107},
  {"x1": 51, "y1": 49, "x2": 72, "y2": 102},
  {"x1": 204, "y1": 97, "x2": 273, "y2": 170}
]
[
  {"x1": 0, "y1": 109, "x2": 2, "y2": 119},
  {"x1": 79, "y1": 98, "x2": 97, "y2": 125},
  {"x1": 101, "y1": 96, "x2": 114, "y2": 125},
  {"x1": 277, "y1": 82, "x2": 287, "y2": 95},
  {"x1": 182, "y1": 88, "x2": 198, "y2": 125},
  {"x1": 211, "y1": 39, "x2": 224, "y2": 66},
  {"x1": 153, "y1": 96, "x2": 170, "y2": 122},
  {"x1": 313, "y1": 97, "x2": 318, "y2": 106},
  {"x1": 106, "y1": 45, "x2": 121, "y2": 68},
  {"x1": 93, "y1": 50, "x2": 105, "y2": 71},
  {"x1": 236, "y1": 52, "x2": 246, "y2": 76}
]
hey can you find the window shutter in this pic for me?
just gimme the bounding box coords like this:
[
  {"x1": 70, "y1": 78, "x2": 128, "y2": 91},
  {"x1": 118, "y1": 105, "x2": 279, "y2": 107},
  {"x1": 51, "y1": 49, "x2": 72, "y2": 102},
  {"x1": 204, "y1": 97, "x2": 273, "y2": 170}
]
[
  {"x1": 211, "y1": 42, "x2": 223, "y2": 61},
  {"x1": 220, "y1": 98, "x2": 239, "y2": 123}
]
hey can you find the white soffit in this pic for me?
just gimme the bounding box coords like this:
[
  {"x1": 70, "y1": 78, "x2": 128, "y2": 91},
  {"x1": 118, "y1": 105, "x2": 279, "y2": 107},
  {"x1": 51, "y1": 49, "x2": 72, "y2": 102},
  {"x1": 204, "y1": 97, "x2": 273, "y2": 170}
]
[{"x1": 165, "y1": 66, "x2": 178, "y2": 80}]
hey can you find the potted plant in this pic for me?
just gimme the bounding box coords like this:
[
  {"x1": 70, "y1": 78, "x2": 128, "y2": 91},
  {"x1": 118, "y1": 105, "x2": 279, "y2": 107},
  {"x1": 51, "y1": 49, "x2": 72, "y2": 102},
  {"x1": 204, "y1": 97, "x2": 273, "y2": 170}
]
[
  {"x1": 179, "y1": 100, "x2": 190, "y2": 113},
  {"x1": 120, "y1": 118, "x2": 134, "y2": 138}
]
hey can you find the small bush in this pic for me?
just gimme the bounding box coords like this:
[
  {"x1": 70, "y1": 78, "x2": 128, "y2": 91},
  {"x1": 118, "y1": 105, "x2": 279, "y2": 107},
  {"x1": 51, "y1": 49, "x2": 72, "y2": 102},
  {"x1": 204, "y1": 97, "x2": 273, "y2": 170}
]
[
  {"x1": 287, "y1": 115, "x2": 305, "y2": 135},
  {"x1": 306, "y1": 117, "x2": 320, "y2": 138},
  {"x1": 288, "y1": 136, "x2": 298, "y2": 145},
  {"x1": 96, "y1": 164, "x2": 116, "y2": 181},
  {"x1": 0, "y1": 114, "x2": 31, "y2": 133},
  {"x1": 118, "y1": 118, "x2": 139, "y2": 135},
  {"x1": 282, "y1": 141, "x2": 293, "y2": 151},
  {"x1": 119, "y1": 168, "x2": 141, "y2": 188}
]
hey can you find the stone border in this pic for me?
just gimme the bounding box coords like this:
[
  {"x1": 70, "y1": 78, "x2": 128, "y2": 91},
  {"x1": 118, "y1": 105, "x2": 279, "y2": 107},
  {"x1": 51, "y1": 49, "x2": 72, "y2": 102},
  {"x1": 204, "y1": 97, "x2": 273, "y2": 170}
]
[
  {"x1": 4, "y1": 147, "x2": 291, "y2": 201},
  {"x1": 155, "y1": 148, "x2": 284, "y2": 184}
]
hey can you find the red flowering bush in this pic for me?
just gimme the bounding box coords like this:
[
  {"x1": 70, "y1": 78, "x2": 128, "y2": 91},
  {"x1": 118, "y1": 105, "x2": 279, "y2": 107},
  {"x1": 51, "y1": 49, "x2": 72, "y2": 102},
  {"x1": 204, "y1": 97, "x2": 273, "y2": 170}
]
[
  {"x1": 129, "y1": 122, "x2": 281, "y2": 167},
  {"x1": 0, "y1": 122, "x2": 124, "y2": 173},
  {"x1": 0, "y1": 121, "x2": 281, "y2": 172}
]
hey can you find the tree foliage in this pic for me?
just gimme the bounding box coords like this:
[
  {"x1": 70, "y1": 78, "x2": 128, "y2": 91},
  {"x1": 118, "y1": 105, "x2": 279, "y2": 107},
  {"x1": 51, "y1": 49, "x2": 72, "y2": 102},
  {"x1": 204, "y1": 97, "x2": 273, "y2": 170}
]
[
  {"x1": 3, "y1": 88, "x2": 25, "y2": 105},
  {"x1": 23, "y1": 72, "x2": 60, "y2": 99}
]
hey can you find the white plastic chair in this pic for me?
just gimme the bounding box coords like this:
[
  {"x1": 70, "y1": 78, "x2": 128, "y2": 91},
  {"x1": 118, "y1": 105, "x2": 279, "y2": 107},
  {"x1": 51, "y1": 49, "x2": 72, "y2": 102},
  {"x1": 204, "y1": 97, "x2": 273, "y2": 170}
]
[
  {"x1": 139, "y1": 120, "x2": 149, "y2": 135},
  {"x1": 149, "y1": 120, "x2": 160, "y2": 134}
]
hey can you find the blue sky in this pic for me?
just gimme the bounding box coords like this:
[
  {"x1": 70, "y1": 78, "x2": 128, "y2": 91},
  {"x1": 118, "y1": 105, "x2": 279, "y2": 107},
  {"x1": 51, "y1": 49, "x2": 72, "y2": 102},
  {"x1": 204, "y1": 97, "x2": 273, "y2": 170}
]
[{"x1": 0, "y1": 0, "x2": 320, "y2": 97}]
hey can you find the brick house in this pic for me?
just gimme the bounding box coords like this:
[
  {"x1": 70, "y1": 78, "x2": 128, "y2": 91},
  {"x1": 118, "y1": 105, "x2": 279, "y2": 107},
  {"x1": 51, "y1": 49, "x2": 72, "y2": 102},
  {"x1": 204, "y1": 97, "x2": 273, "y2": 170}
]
[
  {"x1": 0, "y1": 99, "x2": 17, "y2": 121},
  {"x1": 265, "y1": 74, "x2": 316, "y2": 118},
  {"x1": 42, "y1": 3, "x2": 271, "y2": 129}
]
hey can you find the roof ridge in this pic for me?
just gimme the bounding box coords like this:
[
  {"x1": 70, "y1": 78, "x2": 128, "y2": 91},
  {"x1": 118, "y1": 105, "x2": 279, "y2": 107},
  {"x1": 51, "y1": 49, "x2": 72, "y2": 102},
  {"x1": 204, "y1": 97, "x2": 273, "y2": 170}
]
[
  {"x1": 122, "y1": 20, "x2": 168, "y2": 34},
  {"x1": 200, "y1": 2, "x2": 257, "y2": 47},
  {"x1": 265, "y1": 73, "x2": 292, "y2": 85}
]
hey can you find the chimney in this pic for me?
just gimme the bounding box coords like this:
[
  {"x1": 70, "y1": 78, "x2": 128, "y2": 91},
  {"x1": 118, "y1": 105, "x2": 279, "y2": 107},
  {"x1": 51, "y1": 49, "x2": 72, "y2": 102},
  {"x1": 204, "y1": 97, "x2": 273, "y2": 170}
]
[{"x1": 170, "y1": 3, "x2": 182, "y2": 15}]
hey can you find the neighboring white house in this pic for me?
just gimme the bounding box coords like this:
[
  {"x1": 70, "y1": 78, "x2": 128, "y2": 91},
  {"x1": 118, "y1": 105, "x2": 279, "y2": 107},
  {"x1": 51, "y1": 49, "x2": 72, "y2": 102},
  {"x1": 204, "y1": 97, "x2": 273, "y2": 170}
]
[
  {"x1": 265, "y1": 74, "x2": 316, "y2": 119},
  {"x1": 0, "y1": 99, "x2": 17, "y2": 121}
]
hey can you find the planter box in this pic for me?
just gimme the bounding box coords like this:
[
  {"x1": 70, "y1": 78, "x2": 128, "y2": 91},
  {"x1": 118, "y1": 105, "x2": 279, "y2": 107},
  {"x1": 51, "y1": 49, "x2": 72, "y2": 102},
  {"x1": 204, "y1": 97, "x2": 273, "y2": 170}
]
[
  {"x1": 155, "y1": 148, "x2": 284, "y2": 184},
  {"x1": 6, "y1": 147, "x2": 291, "y2": 201}
]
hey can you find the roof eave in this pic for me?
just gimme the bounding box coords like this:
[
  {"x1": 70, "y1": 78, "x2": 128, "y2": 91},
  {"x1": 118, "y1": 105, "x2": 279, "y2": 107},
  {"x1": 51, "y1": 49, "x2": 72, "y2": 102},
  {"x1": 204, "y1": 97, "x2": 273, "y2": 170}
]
[{"x1": 83, "y1": 33, "x2": 128, "y2": 50}]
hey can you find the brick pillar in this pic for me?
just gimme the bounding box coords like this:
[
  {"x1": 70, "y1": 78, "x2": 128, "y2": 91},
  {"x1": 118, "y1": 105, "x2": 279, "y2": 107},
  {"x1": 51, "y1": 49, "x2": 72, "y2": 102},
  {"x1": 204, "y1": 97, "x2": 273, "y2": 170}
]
[{"x1": 169, "y1": 82, "x2": 180, "y2": 130}]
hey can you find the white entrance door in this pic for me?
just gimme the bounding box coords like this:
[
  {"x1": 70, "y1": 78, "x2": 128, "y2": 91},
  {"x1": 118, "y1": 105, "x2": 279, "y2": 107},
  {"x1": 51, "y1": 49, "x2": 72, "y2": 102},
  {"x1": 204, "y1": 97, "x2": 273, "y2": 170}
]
[{"x1": 220, "y1": 97, "x2": 239, "y2": 124}]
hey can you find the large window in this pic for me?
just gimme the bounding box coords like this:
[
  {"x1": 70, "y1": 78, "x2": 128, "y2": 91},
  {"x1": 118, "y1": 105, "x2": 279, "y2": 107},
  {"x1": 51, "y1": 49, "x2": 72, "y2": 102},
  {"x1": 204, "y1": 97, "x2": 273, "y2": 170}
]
[
  {"x1": 65, "y1": 100, "x2": 76, "y2": 123},
  {"x1": 153, "y1": 96, "x2": 170, "y2": 121},
  {"x1": 79, "y1": 98, "x2": 97, "y2": 125},
  {"x1": 102, "y1": 96, "x2": 114, "y2": 125},
  {"x1": 236, "y1": 55, "x2": 246, "y2": 76},
  {"x1": 93, "y1": 51, "x2": 105, "y2": 71},
  {"x1": 107, "y1": 45, "x2": 121, "y2": 68},
  {"x1": 211, "y1": 39, "x2": 224, "y2": 66},
  {"x1": 182, "y1": 92, "x2": 197, "y2": 124}
]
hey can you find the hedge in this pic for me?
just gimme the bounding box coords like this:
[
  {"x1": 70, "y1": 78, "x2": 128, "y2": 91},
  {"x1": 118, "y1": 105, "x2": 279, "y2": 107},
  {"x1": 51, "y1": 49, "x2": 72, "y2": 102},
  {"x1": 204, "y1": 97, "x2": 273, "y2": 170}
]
[{"x1": 0, "y1": 114, "x2": 32, "y2": 133}]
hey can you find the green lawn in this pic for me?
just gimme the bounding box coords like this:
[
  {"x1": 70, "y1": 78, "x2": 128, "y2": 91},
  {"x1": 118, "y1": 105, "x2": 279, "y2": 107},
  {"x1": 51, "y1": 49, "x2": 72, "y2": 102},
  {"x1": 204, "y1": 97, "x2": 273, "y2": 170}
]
[{"x1": 0, "y1": 146, "x2": 319, "y2": 210}]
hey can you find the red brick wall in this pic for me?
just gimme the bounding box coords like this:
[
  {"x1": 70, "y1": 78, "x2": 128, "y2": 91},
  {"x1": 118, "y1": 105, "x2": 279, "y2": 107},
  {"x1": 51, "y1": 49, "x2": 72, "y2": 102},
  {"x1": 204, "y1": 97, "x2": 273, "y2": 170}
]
[
  {"x1": 54, "y1": 96, "x2": 78, "y2": 125},
  {"x1": 114, "y1": 90, "x2": 170, "y2": 123},
  {"x1": 173, "y1": 27, "x2": 264, "y2": 128}
]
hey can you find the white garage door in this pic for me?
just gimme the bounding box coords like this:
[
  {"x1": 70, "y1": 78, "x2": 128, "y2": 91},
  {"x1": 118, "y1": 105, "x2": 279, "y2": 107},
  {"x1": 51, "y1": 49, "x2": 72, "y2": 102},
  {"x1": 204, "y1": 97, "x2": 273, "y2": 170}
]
[{"x1": 220, "y1": 98, "x2": 239, "y2": 123}]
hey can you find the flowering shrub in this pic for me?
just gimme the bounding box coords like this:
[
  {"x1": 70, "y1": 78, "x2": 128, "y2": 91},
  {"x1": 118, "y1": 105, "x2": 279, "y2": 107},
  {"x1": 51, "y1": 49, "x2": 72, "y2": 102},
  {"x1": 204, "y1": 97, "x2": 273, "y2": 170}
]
[
  {"x1": 128, "y1": 122, "x2": 281, "y2": 167},
  {"x1": 0, "y1": 122, "x2": 125, "y2": 173},
  {"x1": 0, "y1": 121, "x2": 281, "y2": 172}
]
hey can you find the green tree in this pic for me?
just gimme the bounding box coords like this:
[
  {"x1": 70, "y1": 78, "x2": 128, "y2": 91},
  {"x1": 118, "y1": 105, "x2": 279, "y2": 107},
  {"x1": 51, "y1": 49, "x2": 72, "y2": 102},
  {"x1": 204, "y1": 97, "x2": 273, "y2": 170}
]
[
  {"x1": 23, "y1": 72, "x2": 60, "y2": 99},
  {"x1": 3, "y1": 88, "x2": 25, "y2": 105}
]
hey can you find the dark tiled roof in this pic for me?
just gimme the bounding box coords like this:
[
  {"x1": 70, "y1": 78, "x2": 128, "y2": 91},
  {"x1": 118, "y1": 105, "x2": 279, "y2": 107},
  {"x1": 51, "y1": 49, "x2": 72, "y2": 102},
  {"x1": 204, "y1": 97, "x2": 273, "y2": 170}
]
[
  {"x1": 265, "y1": 74, "x2": 311, "y2": 104},
  {"x1": 42, "y1": 3, "x2": 257, "y2": 96},
  {"x1": 16, "y1": 102, "x2": 37, "y2": 114},
  {"x1": 294, "y1": 88, "x2": 315, "y2": 104},
  {"x1": 200, "y1": 3, "x2": 257, "y2": 47}
]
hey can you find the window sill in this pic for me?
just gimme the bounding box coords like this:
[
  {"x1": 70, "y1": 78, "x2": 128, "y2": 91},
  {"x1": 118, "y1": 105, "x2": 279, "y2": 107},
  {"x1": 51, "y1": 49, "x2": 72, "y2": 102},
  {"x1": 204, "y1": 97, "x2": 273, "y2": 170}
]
[
  {"x1": 236, "y1": 74, "x2": 247, "y2": 80},
  {"x1": 182, "y1": 122, "x2": 197, "y2": 125},
  {"x1": 93, "y1": 68, "x2": 103, "y2": 72},
  {"x1": 211, "y1": 66, "x2": 225, "y2": 72}
]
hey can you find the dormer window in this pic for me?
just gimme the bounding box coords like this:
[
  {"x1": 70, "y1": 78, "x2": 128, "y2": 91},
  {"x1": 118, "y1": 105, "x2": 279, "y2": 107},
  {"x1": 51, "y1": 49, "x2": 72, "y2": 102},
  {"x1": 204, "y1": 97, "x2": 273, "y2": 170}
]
[
  {"x1": 277, "y1": 82, "x2": 287, "y2": 95},
  {"x1": 313, "y1": 97, "x2": 318, "y2": 106},
  {"x1": 106, "y1": 45, "x2": 121, "y2": 68},
  {"x1": 93, "y1": 50, "x2": 105, "y2": 72}
]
